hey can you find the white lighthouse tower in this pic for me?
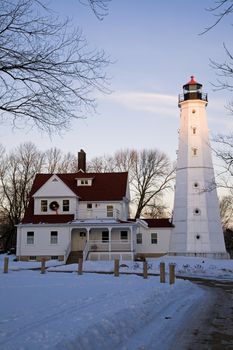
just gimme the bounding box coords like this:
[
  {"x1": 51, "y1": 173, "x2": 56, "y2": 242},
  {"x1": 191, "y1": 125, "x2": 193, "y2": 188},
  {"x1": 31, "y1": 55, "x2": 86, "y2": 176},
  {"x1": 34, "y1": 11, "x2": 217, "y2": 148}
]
[{"x1": 169, "y1": 76, "x2": 228, "y2": 259}]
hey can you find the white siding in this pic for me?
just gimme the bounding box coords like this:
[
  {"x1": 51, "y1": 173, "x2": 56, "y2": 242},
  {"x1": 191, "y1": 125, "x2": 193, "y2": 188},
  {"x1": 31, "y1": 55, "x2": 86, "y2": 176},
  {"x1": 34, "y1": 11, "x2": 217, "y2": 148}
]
[
  {"x1": 136, "y1": 226, "x2": 171, "y2": 254},
  {"x1": 17, "y1": 225, "x2": 70, "y2": 257}
]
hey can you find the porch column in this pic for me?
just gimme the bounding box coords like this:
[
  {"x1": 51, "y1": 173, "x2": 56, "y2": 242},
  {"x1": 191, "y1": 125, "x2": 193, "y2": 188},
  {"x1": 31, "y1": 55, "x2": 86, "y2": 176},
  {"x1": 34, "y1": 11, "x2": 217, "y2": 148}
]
[
  {"x1": 130, "y1": 226, "x2": 134, "y2": 252},
  {"x1": 109, "y1": 227, "x2": 112, "y2": 252}
]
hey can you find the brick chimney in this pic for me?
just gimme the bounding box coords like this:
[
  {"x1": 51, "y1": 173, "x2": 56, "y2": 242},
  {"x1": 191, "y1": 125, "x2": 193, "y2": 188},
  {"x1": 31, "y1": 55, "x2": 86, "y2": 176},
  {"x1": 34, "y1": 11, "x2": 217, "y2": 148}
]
[{"x1": 78, "y1": 149, "x2": 86, "y2": 172}]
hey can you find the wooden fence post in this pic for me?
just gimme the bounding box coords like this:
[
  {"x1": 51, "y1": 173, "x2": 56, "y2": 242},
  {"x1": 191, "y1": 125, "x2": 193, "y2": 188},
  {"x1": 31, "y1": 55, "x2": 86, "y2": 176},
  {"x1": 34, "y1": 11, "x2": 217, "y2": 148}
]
[
  {"x1": 41, "y1": 258, "x2": 46, "y2": 274},
  {"x1": 169, "y1": 263, "x2": 175, "y2": 284},
  {"x1": 160, "y1": 262, "x2": 166, "y2": 283},
  {"x1": 143, "y1": 260, "x2": 148, "y2": 279},
  {"x1": 114, "y1": 259, "x2": 119, "y2": 277},
  {"x1": 78, "y1": 258, "x2": 83, "y2": 275},
  {"x1": 3, "y1": 257, "x2": 9, "y2": 273}
]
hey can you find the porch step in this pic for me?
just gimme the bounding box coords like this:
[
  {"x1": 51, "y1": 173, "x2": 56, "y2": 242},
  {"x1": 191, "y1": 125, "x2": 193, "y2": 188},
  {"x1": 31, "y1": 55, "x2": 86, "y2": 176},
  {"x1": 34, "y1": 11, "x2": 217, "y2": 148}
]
[{"x1": 66, "y1": 251, "x2": 83, "y2": 265}]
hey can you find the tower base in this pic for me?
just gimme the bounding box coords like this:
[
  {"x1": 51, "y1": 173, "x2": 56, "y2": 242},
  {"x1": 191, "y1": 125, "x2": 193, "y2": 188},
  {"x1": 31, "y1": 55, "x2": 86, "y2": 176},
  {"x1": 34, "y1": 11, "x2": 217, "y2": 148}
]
[{"x1": 168, "y1": 252, "x2": 230, "y2": 260}]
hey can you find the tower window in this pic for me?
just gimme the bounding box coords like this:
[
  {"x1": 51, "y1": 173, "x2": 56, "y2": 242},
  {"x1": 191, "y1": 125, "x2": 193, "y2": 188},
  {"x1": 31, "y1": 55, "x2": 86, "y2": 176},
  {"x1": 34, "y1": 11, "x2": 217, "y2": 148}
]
[
  {"x1": 193, "y1": 208, "x2": 201, "y2": 216},
  {"x1": 192, "y1": 148, "x2": 198, "y2": 156},
  {"x1": 192, "y1": 127, "x2": 197, "y2": 135},
  {"x1": 192, "y1": 109, "x2": 196, "y2": 114},
  {"x1": 196, "y1": 235, "x2": 201, "y2": 240},
  {"x1": 193, "y1": 182, "x2": 199, "y2": 188}
]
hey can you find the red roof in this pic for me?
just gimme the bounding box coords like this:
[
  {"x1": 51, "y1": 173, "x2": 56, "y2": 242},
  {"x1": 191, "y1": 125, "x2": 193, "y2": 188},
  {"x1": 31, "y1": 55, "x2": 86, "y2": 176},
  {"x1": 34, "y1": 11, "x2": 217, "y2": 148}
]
[
  {"x1": 29, "y1": 172, "x2": 128, "y2": 201},
  {"x1": 143, "y1": 218, "x2": 173, "y2": 228},
  {"x1": 22, "y1": 214, "x2": 74, "y2": 224}
]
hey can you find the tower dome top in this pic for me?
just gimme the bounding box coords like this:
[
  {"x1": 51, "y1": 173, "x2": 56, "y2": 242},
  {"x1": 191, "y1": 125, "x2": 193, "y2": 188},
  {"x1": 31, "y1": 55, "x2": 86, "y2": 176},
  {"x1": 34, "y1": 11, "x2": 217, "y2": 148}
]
[
  {"x1": 187, "y1": 75, "x2": 197, "y2": 85},
  {"x1": 183, "y1": 76, "x2": 202, "y2": 89}
]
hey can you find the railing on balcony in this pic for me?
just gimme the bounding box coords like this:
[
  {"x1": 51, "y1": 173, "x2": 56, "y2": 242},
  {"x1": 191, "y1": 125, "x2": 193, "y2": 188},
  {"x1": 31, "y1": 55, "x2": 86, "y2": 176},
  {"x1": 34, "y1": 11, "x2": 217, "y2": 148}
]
[
  {"x1": 178, "y1": 92, "x2": 208, "y2": 104},
  {"x1": 87, "y1": 240, "x2": 131, "y2": 252},
  {"x1": 77, "y1": 208, "x2": 120, "y2": 220}
]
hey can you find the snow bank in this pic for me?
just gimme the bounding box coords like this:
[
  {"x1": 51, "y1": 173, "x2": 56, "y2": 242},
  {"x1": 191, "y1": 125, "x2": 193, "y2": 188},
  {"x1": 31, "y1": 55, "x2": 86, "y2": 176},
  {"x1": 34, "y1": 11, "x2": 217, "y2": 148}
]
[{"x1": 0, "y1": 270, "x2": 206, "y2": 350}]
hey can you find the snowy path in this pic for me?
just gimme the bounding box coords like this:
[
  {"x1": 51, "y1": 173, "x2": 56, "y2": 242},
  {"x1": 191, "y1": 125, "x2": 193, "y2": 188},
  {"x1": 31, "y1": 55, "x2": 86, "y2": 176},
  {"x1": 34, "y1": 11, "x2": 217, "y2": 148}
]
[{"x1": 0, "y1": 270, "x2": 209, "y2": 350}]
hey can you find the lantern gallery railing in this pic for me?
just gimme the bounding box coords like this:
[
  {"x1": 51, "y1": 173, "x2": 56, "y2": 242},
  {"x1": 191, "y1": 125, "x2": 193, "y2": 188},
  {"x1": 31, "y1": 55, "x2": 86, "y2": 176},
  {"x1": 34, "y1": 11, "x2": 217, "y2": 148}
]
[{"x1": 178, "y1": 92, "x2": 208, "y2": 103}]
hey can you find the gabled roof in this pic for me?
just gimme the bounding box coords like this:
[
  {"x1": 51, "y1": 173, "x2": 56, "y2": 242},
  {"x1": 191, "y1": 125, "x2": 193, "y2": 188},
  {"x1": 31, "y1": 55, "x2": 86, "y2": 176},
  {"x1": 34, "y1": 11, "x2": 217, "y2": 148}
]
[{"x1": 29, "y1": 172, "x2": 128, "y2": 201}]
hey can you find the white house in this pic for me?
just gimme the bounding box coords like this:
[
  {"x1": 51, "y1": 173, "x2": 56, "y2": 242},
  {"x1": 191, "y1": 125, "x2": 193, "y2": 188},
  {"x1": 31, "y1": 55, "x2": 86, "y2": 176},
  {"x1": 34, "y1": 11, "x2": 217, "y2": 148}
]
[{"x1": 16, "y1": 151, "x2": 173, "y2": 262}]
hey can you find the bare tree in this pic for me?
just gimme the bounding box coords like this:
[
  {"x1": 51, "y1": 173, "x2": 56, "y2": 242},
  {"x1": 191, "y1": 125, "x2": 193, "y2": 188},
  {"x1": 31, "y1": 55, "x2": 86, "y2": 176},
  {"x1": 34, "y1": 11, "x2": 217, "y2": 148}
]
[
  {"x1": 88, "y1": 148, "x2": 174, "y2": 218},
  {"x1": 220, "y1": 195, "x2": 233, "y2": 230},
  {"x1": 131, "y1": 150, "x2": 175, "y2": 219},
  {"x1": 44, "y1": 147, "x2": 78, "y2": 173},
  {"x1": 0, "y1": 143, "x2": 44, "y2": 249},
  {"x1": 80, "y1": 0, "x2": 112, "y2": 20},
  {"x1": 0, "y1": 0, "x2": 110, "y2": 132},
  {"x1": 213, "y1": 133, "x2": 233, "y2": 191},
  {"x1": 201, "y1": 0, "x2": 233, "y2": 33},
  {"x1": 87, "y1": 154, "x2": 116, "y2": 172}
]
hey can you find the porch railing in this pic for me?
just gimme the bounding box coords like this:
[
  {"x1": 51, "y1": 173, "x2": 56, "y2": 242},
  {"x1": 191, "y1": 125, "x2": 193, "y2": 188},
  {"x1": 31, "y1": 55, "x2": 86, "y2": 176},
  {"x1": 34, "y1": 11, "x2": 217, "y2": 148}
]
[
  {"x1": 77, "y1": 208, "x2": 120, "y2": 220},
  {"x1": 87, "y1": 240, "x2": 131, "y2": 252}
]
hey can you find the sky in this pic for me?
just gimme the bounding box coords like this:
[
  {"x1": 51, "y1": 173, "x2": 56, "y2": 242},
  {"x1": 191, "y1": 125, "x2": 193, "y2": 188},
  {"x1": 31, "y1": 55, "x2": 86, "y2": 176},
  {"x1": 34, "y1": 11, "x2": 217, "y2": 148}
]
[{"x1": 1, "y1": 0, "x2": 233, "y2": 164}]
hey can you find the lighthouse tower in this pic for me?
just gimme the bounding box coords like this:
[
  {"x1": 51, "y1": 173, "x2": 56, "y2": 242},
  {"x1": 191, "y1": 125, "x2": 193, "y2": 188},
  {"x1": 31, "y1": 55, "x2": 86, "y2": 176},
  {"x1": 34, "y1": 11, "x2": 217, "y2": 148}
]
[{"x1": 169, "y1": 76, "x2": 228, "y2": 259}]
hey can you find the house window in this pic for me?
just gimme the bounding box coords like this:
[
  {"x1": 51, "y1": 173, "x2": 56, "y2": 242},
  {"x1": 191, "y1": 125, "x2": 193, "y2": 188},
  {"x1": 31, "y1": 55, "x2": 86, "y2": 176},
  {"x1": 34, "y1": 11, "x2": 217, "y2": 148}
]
[
  {"x1": 63, "y1": 200, "x2": 69, "y2": 212},
  {"x1": 41, "y1": 200, "x2": 48, "y2": 212},
  {"x1": 27, "y1": 232, "x2": 34, "y2": 245},
  {"x1": 29, "y1": 256, "x2": 37, "y2": 261},
  {"x1": 51, "y1": 256, "x2": 59, "y2": 260},
  {"x1": 137, "y1": 233, "x2": 142, "y2": 244},
  {"x1": 102, "y1": 231, "x2": 109, "y2": 242},
  {"x1": 151, "y1": 233, "x2": 158, "y2": 244},
  {"x1": 87, "y1": 203, "x2": 92, "y2": 209},
  {"x1": 50, "y1": 231, "x2": 58, "y2": 244},
  {"x1": 107, "y1": 205, "x2": 113, "y2": 217},
  {"x1": 121, "y1": 231, "x2": 128, "y2": 240}
]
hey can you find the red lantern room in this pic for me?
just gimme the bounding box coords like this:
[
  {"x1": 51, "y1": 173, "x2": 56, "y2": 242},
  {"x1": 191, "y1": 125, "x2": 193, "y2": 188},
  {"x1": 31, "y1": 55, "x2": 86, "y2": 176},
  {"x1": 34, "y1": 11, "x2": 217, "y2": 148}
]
[{"x1": 178, "y1": 76, "x2": 208, "y2": 105}]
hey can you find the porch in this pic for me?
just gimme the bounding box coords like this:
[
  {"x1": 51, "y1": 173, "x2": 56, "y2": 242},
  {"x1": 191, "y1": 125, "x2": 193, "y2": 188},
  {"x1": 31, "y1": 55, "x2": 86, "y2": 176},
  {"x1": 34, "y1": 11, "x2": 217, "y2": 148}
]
[{"x1": 66, "y1": 222, "x2": 136, "y2": 262}]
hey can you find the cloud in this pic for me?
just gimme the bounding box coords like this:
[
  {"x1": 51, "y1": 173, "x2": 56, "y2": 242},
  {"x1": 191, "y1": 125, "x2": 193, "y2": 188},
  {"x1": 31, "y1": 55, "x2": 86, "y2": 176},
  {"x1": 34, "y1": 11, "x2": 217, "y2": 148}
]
[{"x1": 100, "y1": 91, "x2": 177, "y2": 118}]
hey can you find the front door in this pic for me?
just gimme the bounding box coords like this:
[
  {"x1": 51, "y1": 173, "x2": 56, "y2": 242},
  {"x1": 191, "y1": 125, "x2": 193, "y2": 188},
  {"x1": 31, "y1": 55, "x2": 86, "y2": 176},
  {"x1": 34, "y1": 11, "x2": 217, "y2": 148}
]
[{"x1": 71, "y1": 231, "x2": 86, "y2": 251}]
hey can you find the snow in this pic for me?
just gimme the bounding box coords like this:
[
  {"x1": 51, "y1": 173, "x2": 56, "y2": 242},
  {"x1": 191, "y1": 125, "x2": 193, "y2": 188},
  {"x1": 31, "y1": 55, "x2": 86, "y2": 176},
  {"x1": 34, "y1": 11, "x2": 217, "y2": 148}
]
[{"x1": 0, "y1": 254, "x2": 232, "y2": 349}]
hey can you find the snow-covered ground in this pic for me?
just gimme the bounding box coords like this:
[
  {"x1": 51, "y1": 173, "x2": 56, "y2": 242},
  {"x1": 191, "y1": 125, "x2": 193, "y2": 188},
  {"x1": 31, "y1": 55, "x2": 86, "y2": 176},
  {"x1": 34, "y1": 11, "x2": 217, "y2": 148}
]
[
  {"x1": 1, "y1": 254, "x2": 233, "y2": 281},
  {"x1": 0, "y1": 254, "x2": 232, "y2": 349}
]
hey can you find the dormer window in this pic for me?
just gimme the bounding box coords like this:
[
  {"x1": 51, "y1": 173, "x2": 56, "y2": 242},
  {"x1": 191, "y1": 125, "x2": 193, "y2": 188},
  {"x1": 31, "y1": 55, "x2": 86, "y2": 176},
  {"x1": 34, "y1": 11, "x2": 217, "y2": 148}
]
[{"x1": 76, "y1": 177, "x2": 93, "y2": 186}]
